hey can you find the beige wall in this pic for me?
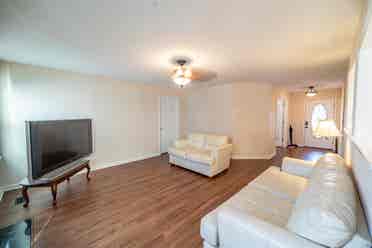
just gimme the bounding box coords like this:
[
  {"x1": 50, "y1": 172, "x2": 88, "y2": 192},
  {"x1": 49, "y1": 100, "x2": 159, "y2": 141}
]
[
  {"x1": 288, "y1": 88, "x2": 343, "y2": 146},
  {"x1": 0, "y1": 61, "x2": 185, "y2": 187},
  {"x1": 231, "y1": 83, "x2": 275, "y2": 158},
  {"x1": 186, "y1": 82, "x2": 275, "y2": 159},
  {"x1": 186, "y1": 84, "x2": 233, "y2": 136}
]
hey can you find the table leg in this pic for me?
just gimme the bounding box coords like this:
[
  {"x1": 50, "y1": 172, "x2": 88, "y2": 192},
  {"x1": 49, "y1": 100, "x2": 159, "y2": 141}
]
[
  {"x1": 22, "y1": 186, "x2": 29, "y2": 208},
  {"x1": 86, "y1": 165, "x2": 91, "y2": 181},
  {"x1": 51, "y1": 184, "x2": 57, "y2": 206}
]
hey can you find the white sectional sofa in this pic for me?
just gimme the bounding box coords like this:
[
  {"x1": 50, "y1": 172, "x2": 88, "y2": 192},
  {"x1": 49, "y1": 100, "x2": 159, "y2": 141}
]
[
  {"x1": 200, "y1": 153, "x2": 372, "y2": 248},
  {"x1": 168, "y1": 133, "x2": 233, "y2": 177}
]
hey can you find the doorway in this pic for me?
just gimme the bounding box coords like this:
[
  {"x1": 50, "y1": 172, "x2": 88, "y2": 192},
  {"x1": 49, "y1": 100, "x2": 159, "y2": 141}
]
[
  {"x1": 275, "y1": 98, "x2": 287, "y2": 147},
  {"x1": 304, "y1": 99, "x2": 334, "y2": 149},
  {"x1": 160, "y1": 96, "x2": 180, "y2": 154}
]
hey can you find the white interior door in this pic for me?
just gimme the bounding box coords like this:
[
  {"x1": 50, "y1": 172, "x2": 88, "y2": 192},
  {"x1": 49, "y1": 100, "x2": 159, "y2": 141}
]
[
  {"x1": 304, "y1": 99, "x2": 334, "y2": 149},
  {"x1": 160, "y1": 96, "x2": 180, "y2": 153},
  {"x1": 275, "y1": 99, "x2": 285, "y2": 147}
]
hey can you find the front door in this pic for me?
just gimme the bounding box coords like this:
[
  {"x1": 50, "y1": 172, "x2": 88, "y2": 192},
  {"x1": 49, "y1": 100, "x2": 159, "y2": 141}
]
[{"x1": 304, "y1": 99, "x2": 334, "y2": 149}]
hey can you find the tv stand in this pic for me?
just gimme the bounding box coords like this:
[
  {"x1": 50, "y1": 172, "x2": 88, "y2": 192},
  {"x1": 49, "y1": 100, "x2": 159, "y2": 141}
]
[{"x1": 20, "y1": 160, "x2": 90, "y2": 207}]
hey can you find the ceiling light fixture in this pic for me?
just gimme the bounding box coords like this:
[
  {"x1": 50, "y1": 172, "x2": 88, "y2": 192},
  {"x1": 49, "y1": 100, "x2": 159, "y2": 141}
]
[
  {"x1": 305, "y1": 86, "x2": 317, "y2": 97},
  {"x1": 172, "y1": 59, "x2": 192, "y2": 88}
]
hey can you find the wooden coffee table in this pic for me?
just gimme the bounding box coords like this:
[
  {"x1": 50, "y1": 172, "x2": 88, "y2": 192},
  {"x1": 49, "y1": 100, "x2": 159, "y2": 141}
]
[{"x1": 19, "y1": 160, "x2": 91, "y2": 207}]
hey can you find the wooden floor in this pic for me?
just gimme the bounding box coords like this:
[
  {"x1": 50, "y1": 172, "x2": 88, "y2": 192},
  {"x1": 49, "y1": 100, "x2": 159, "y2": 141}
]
[{"x1": 0, "y1": 147, "x2": 329, "y2": 248}]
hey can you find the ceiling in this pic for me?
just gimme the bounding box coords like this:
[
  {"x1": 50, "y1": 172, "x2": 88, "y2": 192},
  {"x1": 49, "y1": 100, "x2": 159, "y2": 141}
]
[{"x1": 0, "y1": 0, "x2": 365, "y2": 87}]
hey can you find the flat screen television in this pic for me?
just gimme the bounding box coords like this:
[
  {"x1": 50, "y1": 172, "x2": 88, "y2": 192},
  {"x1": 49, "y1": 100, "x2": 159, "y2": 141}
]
[{"x1": 26, "y1": 119, "x2": 92, "y2": 179}]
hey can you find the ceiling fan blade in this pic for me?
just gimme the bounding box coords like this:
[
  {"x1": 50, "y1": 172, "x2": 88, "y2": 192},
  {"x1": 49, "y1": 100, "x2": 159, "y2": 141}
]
[{"x1": 190, "y1": 68, "x2": 217, "y2": 82}]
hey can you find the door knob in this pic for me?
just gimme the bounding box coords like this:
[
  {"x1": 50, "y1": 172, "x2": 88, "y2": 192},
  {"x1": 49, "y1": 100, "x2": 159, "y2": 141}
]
[{"x1": 304, "y1": 121, "x2": 309, "y2": 128}]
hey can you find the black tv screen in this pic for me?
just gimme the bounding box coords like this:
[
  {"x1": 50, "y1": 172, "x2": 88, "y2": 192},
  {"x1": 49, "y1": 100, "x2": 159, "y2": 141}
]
[{"x1": 26, "y1": 119, "x2": 92, "y2": 179}]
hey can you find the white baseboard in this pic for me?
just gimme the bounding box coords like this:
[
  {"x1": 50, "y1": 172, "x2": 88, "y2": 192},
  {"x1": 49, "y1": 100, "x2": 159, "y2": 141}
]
[
  {"x1": 232, "y1": 151, "x2": 276, "y2": 160},
  {"x1": 85, "y1": 152, "x2": 162, "y2": 172},
  {"x1": 0, "y1": 183, "x2": 22, "y2": 201}
]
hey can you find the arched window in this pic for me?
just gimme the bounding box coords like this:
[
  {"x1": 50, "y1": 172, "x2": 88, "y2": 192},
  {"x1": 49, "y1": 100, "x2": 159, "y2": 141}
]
[{"x1": 311, "y1": 104, "x2": 328, "y2": 133}]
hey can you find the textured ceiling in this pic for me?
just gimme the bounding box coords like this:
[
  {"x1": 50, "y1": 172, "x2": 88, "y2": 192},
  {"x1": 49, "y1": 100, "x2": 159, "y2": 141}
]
[{"x1": 0, "y1": 0, "x2": 365, "y2": 86}]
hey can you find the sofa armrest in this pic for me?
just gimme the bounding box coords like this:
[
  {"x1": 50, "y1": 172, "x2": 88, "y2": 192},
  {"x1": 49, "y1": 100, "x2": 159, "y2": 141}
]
[
  {"x1": 211, "y1": 144, "x2": 233, "y2": 154},
  {"x1": 211, "y1": 144, "x2": 233, "y2": 169},
  {"x1": 173, "y1": 139, "x2": 189, "y2": 148},
  {"x1": 281, "y1": 157, "x2": 316, "y2": 178},
  {"x1": 218, "y1": 207, "x2": 324, "y2": 248}
]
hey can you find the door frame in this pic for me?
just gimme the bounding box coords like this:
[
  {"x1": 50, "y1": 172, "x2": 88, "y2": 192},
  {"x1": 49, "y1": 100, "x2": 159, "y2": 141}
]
[
  {"x1": 304, "y1": 98, "x2": 335, "y2": 149},
  {"x1": 275, "y1": 97, "x2": 288, "y2": 147}
]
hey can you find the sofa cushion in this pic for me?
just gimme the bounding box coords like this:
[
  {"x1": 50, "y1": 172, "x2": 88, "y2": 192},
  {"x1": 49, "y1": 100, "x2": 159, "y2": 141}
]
[
  {"x1": 250, "y1": 166, "x2": 308, "y2": 202},
  {"x1": 310, "y1": 153, "x2": 349, "y2": 181},
  {"x1": 186, "y1": 147, "x2": 213, "y2": 164},
  {"x1": 224, "y1": 186, "x2": 294, "y2": 226},
  {"x1": 282, "y1": 157, "x2": 316, "y2": 178},
  {"x1": 201, "y1": 183, "x2": 294, "y2": 246},
  {"x1": 287, "y1": 154, "x2": 357, "y2": 248},
  {"x1": 168, "y1": 146, "x2": 187, "y2": 158},
  {"x1": 188, "y1": 133, "x2": 205, "y2": 148},
  {"x1": 205, "y1": 135, "x2": 229, "y2": 149},
  {"x1": 173, "y1": 139, "x2": 189, "y2": 149},
  {"x1": 315, "y1": 153, "x2": 346, "y2": 167},
  {"x1": 344, "y1": 198, "x2": 372, "y2": 247}
]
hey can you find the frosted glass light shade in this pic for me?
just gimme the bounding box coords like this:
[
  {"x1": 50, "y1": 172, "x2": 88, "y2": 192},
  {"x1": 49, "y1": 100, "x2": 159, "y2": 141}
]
[
  {"x1": 306, "y1": 86, "x2": 317, "y2": 97},
  {"x1": 172, "y1": 65, "x2": 192, "y2": 87},
  {"x1": 173, "y1": 76, "x2": 191, "y2": 86}
]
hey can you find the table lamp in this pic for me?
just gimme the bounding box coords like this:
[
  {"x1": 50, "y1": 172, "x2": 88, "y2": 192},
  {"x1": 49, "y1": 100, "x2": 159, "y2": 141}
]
[{"x1": 314, "y1": 119, "x2": 342, "y2": 153}]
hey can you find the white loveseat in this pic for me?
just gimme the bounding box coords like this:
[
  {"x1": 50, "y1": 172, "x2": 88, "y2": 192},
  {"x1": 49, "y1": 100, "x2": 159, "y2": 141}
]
[
  {"x1": 168, "y1": 133, "x2": 233, "y2": 177},
  {"x1": 201, "y1": 153, "x2": 371, "y2": 248}
]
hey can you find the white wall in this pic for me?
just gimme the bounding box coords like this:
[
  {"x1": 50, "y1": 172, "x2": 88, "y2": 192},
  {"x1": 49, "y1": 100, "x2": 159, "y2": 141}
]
[
  {"x1": 186, "y1": 82, "x2": 275, "y2": 159},
  {"x1": 0, "y1": 61, "x2": 276, "y2": 188},
  {"x1": 343, "y1": 0, "x2": 372, "y2": 164},
  {"x1": 353, "y1": 48, "x2": 372, "y2": 162},
  {"x1": 342, "y1": 1, "x2": 372, "y2": 232},
  {"x1": 0, "y1": 62, "x2": 23, "y2": 187},
  {"x1": 0, "y1": 61, "x2": 184, "y2": 188}
]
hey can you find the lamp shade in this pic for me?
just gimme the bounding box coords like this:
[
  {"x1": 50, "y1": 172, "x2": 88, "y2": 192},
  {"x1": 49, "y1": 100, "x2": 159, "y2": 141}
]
[{"x1": 314, "y1": 119, "x2": 342, "y2": 137}]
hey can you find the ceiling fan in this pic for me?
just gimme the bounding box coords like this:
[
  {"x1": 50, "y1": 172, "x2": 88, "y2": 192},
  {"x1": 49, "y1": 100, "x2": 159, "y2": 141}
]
[
  {"x1": 170, "y1": 57, "x2": 217, "y2": 88},
  {"x1": 171, "y1": 59, "x2": 192, "y2": 88}
]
